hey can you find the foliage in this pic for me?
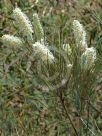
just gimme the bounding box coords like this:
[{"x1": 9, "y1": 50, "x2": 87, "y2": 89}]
[{"x1": 0, "y1": 0, "x2": 102, "y2": 136}]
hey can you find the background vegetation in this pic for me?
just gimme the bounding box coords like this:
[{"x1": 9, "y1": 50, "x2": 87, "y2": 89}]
[{"x1": 0, "y1": 0, "x2": 102, "y2": 136}]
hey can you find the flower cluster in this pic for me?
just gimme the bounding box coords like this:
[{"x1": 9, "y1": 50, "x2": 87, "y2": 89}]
[
  {"x1": 73, "y1": 20, "x2": 87, "y2": 51},
  {"x1": 81, "y1": 47, "x2": 96, "y2": 70},
  {"x1": 1, "y1": 7, "x2": 54, "y2": 64},
  {"x1": 1, "y1": 34, "x2": 23, "y2": 47},
  {"x1": 13, "y1": 8, "x2": 34, "y2": 43},
  {"x1": 73, "y1": 20, "x2": 96, "y2": 70},
  {"x1": 1, "y1": 7, "x2": 97, "y2": 70},
  {"x1": 33, "y1": 41, "x2": 54, "y2": 63}
]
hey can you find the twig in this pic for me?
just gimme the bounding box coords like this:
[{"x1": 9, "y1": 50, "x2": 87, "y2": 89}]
[{"x1": 59, "y1": 91, "x2": 79, "y2": 136}]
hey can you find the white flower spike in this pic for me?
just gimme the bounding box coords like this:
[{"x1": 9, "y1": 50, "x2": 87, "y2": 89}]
[
  {"x1": 33, "y1": 42, "x2": 54, "y2": 63},
  {"x1": 73, "y1": 20, "x2": 87, "y2": 51},
  {"x1": 81, "y1": 47, "x2": 96, "y2": 70},
  {"x1": 13, "y1": 8, "x2": 33, "y2": 43},
  {"x1": 2, "y1": 34, "x2": 23, "y2": 47}
]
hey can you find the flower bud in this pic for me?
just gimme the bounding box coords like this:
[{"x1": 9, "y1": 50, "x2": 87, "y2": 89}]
[
  {"x1": 63, "y1": 44, "x2": 72, "y2": 55},
  {"x1": 33, "y1": 13, "x2": 44, "y2": 41},
  {"x1": 67, "y1": 64, "x2": 73, "y2": 73}
]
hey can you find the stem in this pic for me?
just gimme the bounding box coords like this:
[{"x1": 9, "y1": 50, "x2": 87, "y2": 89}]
[
  {"x1": 59, "y1": 91, "x2": 78, "y2": 136},
  {"x1": 86, "y1": 100, "x2": 90, "y2": 136}
]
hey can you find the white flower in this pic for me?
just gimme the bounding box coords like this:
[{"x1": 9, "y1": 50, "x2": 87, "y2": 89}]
[
  {"x1": 35, "y1": 0, "x2": 39, "y2": 4},
  {"x1": 67, "y1": 64, "x2": 73, "y2": 68},
  {"x1": 13, "y1": 8, "x2": 33, "y2": 43},
  {"x1": 33, "y1": 42, "x2": 54, "y2": 63},
  {"x1": 81, "y1": 47, "x2": 96, "y2": 70},
  {"x1": 33, "y1": 13, "x2": 44, "y2": 40},
  {"x1": 1, "y1": 34, "x2": 23, "y2": 47},
  {"x1": 67, "y1": 64, "x2": 73, "y2": 73},
  {"x1": 63, "y1": 44, "x2": 72, "y2": 55},
  {"x1": 73, "y1": 20, "x2": 87, "y2": 51}
]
